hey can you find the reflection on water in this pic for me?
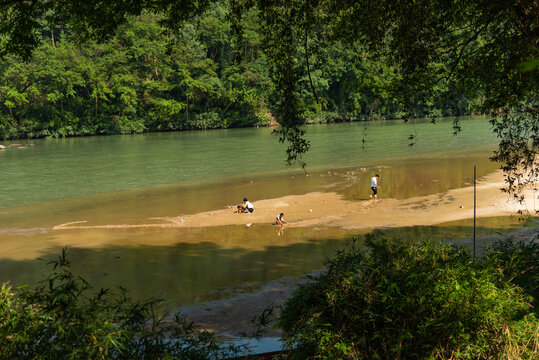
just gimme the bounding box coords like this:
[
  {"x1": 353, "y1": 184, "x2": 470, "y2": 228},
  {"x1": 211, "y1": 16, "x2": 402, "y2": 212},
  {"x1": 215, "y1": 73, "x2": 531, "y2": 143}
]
[
  {"x1": 0, "y1": 216, "x2": 536, "y2": 312},
  {"x1": 0, "y1": 225, "x2": 355, "y2": 311}
]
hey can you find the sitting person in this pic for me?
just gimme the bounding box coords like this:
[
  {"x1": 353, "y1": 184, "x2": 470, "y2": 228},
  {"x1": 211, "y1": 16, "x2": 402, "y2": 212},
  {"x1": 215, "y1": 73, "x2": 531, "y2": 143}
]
[
  {"x1": 275, "y1": 213, "x2": 287, "y2": 225},
  {"x1": 237, "y1": 198, "x2": 254, "y2": 213}
]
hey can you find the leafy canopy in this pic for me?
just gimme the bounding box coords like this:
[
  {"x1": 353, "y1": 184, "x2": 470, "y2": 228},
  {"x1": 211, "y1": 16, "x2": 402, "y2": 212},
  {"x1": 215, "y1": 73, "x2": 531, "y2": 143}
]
[{"x1": 1, "y1": 0, "x2": 537, "y2": 177}]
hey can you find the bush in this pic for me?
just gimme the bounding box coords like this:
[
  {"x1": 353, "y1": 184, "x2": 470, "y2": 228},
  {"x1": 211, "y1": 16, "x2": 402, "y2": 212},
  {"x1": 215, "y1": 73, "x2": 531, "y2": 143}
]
[
  {"x1": 120, "y1": 117, "x2": 147, "y2": 134},
  {"x1": 187, "y1": 112, "x2": 222, "y2": 130},
  {"x1": 0, "y1": 249, "x2": 244, "y2": 359},
  {"x1": 278, "y1": 236, "x2": 538, "y2": 359},
  {"x1": 482, "y1": 237, "x2": 539, "y2": 314}
]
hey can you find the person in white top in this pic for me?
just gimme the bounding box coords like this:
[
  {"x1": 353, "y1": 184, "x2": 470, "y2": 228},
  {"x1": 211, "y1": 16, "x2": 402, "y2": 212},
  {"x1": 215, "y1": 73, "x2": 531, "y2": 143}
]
[
  {"x1": 275, "y1": 213, "x2": 287, "y2": 225},
  {"x1": 236, "y1": 197, "x2": 254, "y2": 213},
  {"x1": 370, "y1": 174, "x2": 381, "y2": 199}
]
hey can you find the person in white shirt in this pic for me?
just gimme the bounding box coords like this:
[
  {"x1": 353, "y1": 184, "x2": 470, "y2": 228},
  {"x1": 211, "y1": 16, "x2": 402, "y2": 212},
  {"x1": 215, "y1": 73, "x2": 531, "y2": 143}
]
[
  {"x1": 237, "y1": 197, "x2": 254, "y2": 213},
  {"x1": 370, "y1": 174, "x2": 381, "y2": 199},
  {"x1": 275, "y1": 213, "x2": 287, "y2": 225}
]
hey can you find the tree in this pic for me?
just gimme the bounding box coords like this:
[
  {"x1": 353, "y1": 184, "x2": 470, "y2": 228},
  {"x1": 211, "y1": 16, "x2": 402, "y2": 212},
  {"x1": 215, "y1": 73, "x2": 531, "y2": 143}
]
[
  {"x1": 240, "y1": 0, "x2": 538, "y2": 183},
  {"x1": 0, "y1": 4, "x2": 276, "y2": 137},
  {"x1": 1, "y1": 0, "x2": 536, "y2": 183},
  {"x1": 323, "y1": 0, "x2": 538, "y2": 195}
]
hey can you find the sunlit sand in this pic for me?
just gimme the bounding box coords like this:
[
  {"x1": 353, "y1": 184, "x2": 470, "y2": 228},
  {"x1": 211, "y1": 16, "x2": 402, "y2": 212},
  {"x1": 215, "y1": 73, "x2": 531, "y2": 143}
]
[{"x1": 52, "y1": 170, "x2": 535, "y2": 232}]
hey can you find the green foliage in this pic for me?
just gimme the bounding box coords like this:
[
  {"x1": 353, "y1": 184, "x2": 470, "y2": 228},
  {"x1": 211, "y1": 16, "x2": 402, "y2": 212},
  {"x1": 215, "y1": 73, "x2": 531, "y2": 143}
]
[
  {"x1": 0, "y1": 249, "x2": 244, "y2": 359},
  {"x1": 0, "y1": 7, "x2": 274, "y2": 139},
  {"x1": 481, "y1": 236, "x2": 539, "y2": 314},
  {"x1": 187, "y1": 111, "x2": 221, "y2": 129},
  {"x1": 2, "y1": 1, "x2": 535, "y2": 183},
  {"x1": 278, "y1": 237, "x2": 538, "y2": 359},
  {"x1": 237, "y1": 0, "x2": 538, "y2": 167},
  {"x1": 0, "y1": 1, "x2": 480, "y2": 144},
  {"x1": 490, "y1": 102, "x2": 539, "y2": 201}
]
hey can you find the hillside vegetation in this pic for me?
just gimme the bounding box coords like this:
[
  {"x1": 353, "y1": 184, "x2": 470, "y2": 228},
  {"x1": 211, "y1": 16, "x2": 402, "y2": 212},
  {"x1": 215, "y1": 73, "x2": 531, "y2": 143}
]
[{"x1": 0, "y1": 3, "x2": 476, "y2": 140}]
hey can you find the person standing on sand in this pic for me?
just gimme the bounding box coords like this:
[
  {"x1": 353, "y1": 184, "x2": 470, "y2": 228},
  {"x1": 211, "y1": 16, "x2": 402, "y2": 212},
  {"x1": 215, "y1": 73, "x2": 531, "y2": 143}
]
[{"x1": 370, "y1": 174, "x2": 381, "y2": 199}]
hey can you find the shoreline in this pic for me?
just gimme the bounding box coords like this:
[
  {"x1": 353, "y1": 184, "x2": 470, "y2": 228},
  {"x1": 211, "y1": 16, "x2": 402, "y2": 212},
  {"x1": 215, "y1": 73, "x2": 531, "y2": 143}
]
[
  {"x1": 0, "y1": 114, "x2": 478, "y2": 144},
  {"x1": 2, "y1": 165, "x2": 537, "y2": 337}
]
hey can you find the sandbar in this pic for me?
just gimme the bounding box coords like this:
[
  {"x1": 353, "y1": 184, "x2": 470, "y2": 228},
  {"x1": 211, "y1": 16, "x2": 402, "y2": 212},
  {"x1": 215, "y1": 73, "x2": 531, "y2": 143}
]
[{"x1": 53, "y1": 170, "x2": 537, "y2": 232}]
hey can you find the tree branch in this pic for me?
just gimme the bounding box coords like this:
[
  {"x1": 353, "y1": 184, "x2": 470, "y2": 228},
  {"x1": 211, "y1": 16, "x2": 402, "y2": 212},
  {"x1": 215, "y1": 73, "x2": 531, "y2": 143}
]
[{"x1": 304, "y1": 30, "x2": 319, "y2": 105}]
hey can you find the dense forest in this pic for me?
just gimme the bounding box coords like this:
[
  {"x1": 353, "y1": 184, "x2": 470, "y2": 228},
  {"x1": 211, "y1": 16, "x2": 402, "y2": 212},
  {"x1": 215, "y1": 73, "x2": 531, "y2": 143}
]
[{"x1": 0, "y1": 2, "x2": 478, "y2": 140}]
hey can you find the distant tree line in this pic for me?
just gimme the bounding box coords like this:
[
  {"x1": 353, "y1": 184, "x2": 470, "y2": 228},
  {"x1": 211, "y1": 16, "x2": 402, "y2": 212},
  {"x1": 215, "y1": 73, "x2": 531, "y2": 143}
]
[{"x1": 0, "y1": 2, "x2": 478, "y2": 140}]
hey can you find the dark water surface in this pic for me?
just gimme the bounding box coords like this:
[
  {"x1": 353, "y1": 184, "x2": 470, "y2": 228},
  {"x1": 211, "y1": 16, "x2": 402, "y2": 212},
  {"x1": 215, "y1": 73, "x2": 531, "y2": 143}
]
[{"x1": 0, "y1": 217, "x2": 536, "y2": 312}]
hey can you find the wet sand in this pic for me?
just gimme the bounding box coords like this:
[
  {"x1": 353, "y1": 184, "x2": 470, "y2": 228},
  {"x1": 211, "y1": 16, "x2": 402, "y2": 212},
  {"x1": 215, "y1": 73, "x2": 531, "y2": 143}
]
[
  {"x1": 136, "y1": 169, "x2": 536, "y2": 337},
  {"x1": 53, "y1": 170, "x2": 537, "y2": 232}
]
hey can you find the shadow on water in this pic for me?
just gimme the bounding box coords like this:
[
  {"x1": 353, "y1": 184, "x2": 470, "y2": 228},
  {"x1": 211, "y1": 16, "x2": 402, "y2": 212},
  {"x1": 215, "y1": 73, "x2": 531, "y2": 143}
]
[
  {"x1": 0, "y1": 235, "x2": 349, "y2": 312},
  {"x1": 0, "y1": 216, "x2": 536, "y2": 313}
]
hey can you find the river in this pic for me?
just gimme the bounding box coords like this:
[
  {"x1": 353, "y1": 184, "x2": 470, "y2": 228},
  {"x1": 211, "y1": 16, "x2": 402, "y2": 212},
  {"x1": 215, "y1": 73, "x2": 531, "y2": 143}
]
[{"x1": 0, "y1": 116, "x2": 536, "y2": 312}]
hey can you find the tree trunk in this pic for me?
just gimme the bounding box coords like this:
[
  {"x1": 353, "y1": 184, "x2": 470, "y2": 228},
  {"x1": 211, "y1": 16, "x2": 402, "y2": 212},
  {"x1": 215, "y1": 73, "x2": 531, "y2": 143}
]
[
  {"x1": 304, "y1": 32, "x2": 319, "y2": 105},
  {"x1": 186, "y1": 95, "x2": 189, "y2": 120}
]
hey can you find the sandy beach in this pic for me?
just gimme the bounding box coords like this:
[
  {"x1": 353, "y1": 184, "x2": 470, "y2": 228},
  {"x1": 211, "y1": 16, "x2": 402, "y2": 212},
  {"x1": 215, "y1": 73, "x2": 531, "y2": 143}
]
[
  {"x1": 53, "y1": 170, "x2": 537, "y2": 232},
  {"x1": 13, "y1": 168, "x2": 535, "y2": 338},
  {"x1": 3, "y1": 166, "x2": 538, "y2": 340}
]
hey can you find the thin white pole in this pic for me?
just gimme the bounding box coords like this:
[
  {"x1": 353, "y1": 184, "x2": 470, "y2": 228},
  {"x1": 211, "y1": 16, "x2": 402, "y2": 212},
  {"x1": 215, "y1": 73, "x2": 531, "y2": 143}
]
[{"x1": 474, "y1": 165, "x2": 476, "y2": 258}]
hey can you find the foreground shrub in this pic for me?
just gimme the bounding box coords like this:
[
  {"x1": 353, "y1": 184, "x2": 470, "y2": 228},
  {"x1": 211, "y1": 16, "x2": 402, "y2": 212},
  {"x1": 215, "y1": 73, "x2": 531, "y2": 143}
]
[
  {"x1": 481, "y1": 237, "x2": 539, "y2": 314},
  {"x1": 278, "y1": 237, "x2": 538, "y2": 359},
  {"x1": 0, "y1": 249, "x2": 243, "y2": 360}
]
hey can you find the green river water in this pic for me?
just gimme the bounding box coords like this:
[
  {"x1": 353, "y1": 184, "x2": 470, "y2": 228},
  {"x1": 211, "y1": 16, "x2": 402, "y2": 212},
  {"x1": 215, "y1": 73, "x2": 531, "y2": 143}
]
[{"x1": 0, "y1": 116, "x2": 536, "y2": 311}]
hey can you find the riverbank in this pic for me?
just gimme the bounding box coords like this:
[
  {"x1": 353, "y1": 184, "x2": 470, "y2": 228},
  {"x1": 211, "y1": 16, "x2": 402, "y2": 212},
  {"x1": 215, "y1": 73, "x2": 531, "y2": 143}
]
[
  {"x1": 0, "y1": 114, "x2": 471, "y2": 143},
  {"x1": 181, "y1": 225, "x2": 539, "y2": 337},
  {"x1": 53, "y1": 170, "x2": 536, "y2": 232}
]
